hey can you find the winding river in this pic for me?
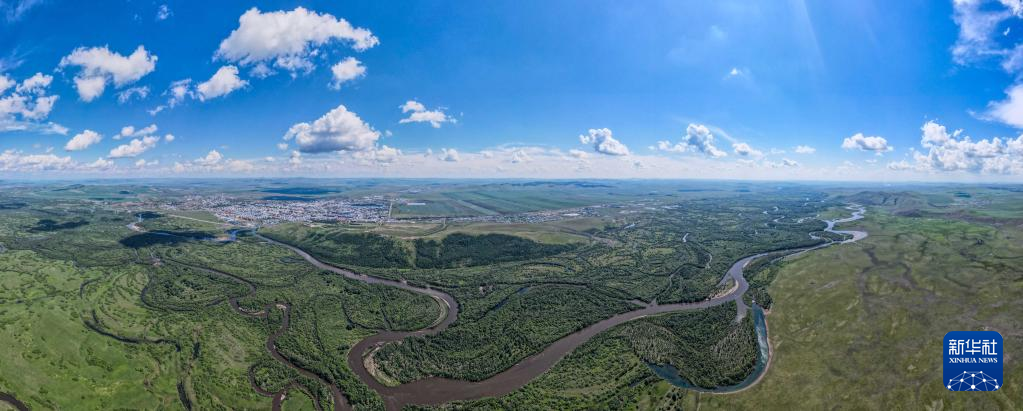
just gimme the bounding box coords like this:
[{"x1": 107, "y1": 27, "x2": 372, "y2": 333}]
[
  {"x1": 253, "y1": 204, "x2": 868, "y2": 410},
  {"x1": 0, "y1": 392, "x2": 29, "y2": 411}
]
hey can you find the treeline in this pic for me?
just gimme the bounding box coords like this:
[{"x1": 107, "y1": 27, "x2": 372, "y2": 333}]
[
  {"x1": 414, "y1": 233, "x2": 573, "y2": 268},
  {"x1": 261, "y1": 228, "x2": 415, "y2": 268},
  {"x1": 263, "y1": 225, "x2": 572, "y2": 270},
  {"x1": 27, "y1": 218, "x2": 89, "y2": 232},
  {"x1": 318, "y1": 231, "x2": 414, "y2": 268}
]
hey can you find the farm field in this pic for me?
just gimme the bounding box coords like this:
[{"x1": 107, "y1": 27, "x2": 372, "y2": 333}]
[{"x1": 390, "y1": 188, "x2": 609, "y2": 218}]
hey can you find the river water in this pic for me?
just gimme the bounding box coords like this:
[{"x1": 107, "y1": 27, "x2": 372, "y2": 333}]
[
  {"x1": 116, "y1": 204, "x2": 869, "y2": 409},
  {"x1": 646, "y1": 204, "x2": 867, "y2": 391},
  {"x1": 647, "y1": 304, "x2": 770, "y2": 392},
  {"x1": 249, "y1": 204, "x2": 869, "y2": 410}
]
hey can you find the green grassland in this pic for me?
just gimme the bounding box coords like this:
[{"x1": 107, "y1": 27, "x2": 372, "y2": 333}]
[
  {"x1": 0, "y1": 250, "x2": 183, "y2": 409},
  {"x1": 696, "y1": 205, "x2": 1023, "y2": 410}
]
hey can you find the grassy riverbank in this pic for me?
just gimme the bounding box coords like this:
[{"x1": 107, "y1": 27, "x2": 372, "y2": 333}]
[{"x1": 700, "y1": 209, "x2": 1023, "y2": 409}]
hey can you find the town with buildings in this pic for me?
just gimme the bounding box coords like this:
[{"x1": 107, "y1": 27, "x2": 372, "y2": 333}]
[
  {"x1": 128, "y1": 193, "x2": 613, "y2": 226},
  {"x1": 168, "y1": 195, "x2": 391, "y2": 225}
]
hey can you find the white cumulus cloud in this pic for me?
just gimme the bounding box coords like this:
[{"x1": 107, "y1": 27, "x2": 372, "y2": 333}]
[
  {"x1": 0, "y1": 92, "x2": 56, "y2": 121},
  {"x1": 399, "y1": 100, "x2": 455, "y2": 128},
  {"x1": 85, "y1": 157, "x2": 115, "y2": 170},
  {"x1": 59, "y1": 45, "x2": 157, "y2": 102},
  {"x1": 109, "y1": 135, "x2": 160, "y2": 158},
  {"x1": 117, "y1": 124, "x2": 157, "y2": 140},
  {"x1": 0, "y1": 150, "x2": 73, "y2": 171},
  {"x1": 195, "y1": 150, "x2": 223, "y2": 166},
  {"x1": 151, "y1": 67, "x2": 245, "y2": 111},
  {"x1": 196, "y1": 66, "x2": 248, "y2": 101},
  {"x1": 330, "y1": 57, "x2": 366, "y2": 89},
  {"x1": 283, "y1": 104, "x2": 380, "y2": 153},
  {"x1": 216, "y1": 7, "x2": 378, "y2": 76},
  {"x1": 656, "y1": 124, "x2": 727, "y2": 158},
  {"x1": 732, "y1": 142, "x2": 763, "y2": 157},
  {"x1": 16, "y1": 73, "x2": 52, "y2": 94},
  {"x1": 579, "y1": 128, "x2": 630, "y2": 156},
  {"x1": 899, "y1": 120, "x2": 1023, "y2": 174},
  {"x1": 0, "y1": 72, "x2": 60, "y2": 132},
  {"x1": 841, "y1": 133, "x2": 892, "y2": 153},
  {"x1": 64, "y1": 129, "x2": 102, "y2": 151},
  {"x1": 73, "y1": 76, "x2": 106, "y2": 102}
]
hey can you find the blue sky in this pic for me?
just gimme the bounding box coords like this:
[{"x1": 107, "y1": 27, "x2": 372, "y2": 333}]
[{"x1": 2, "y1": 0, "x2": 1023, "y2": 180}]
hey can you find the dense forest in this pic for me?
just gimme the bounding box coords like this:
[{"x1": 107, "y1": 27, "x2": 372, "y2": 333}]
[
  {"x1": 261, "y1": 226, "x2": 575, "y2": 270},
  {"x1": 414, "y1": 233, "x2": 574, "y2": 268}
]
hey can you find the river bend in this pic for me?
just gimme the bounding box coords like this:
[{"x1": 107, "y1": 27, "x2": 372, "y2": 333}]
[{"x1": 255, "y1": 204, "x2": 868, "y2": 410}]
